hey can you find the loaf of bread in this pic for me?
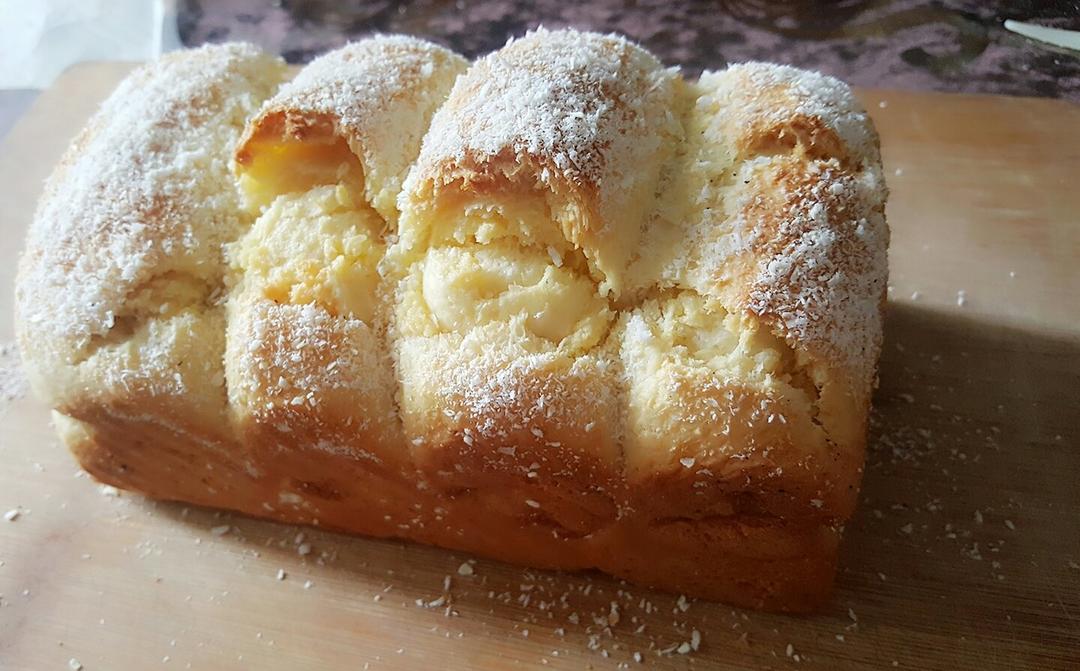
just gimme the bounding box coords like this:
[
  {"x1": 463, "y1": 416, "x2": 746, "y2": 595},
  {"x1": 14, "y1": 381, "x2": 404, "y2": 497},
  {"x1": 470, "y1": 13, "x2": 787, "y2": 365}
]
[{"x1": 15, "y1": 29, "x2": 888, "y2": 612}]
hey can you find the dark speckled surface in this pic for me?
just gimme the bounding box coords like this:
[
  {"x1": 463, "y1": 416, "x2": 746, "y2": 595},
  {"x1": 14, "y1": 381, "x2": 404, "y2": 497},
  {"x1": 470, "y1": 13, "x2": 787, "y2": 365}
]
[{"x1": 178, "y1": 0, "x2": 1080, "y2": 100}]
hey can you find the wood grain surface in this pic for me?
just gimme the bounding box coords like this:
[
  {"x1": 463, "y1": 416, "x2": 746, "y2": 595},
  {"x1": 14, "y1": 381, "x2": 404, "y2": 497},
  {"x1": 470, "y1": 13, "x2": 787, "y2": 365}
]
[{"x1": 0, "y1": 63, "x2": 1077, "y2": 671}]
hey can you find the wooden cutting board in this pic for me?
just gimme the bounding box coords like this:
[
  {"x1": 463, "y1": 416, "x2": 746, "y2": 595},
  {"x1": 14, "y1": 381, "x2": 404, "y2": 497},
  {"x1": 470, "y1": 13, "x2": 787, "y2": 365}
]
[{"x1": 0, "y1": 63, "x2": 1077, "y2": 671}]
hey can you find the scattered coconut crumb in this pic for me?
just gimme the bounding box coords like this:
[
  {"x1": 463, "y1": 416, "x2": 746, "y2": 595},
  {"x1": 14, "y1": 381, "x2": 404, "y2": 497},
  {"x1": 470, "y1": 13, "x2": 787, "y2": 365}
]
[
  {"x1": 4, "y1": 509, "x2": 19, "y2": 522},
  {"x1": 68, "y1": 659, "x2": 83, "y2": 671},
  {"x1": 99, "y1": 485, "x2": 120, "y2": 497},
  {"x1": 0, "y1": 343, "x2": 28, "y2": 404},
  {"x1": 210, "y1": 525, "x2": 230, "y2": 536},
  {"x1": 956, "y1": 290, "x2": 967, "y2": 307},
  {"x1": 276, "y1": 569, "x2": 287, "y2": 581},
  {"x1": 458, "y1": 562, "x2": 475, "y2": 576}
]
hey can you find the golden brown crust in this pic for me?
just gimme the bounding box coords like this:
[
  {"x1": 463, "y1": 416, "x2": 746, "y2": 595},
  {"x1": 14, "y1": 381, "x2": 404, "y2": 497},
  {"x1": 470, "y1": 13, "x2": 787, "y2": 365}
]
[
  {"x1": 225, "y1": 295, "x2": 408, "y2": 474},
  {"x1": 16, "y1": 32, "x2": 889, "y2": 613},
  {"x1": 398, "y1": 28, "x2": 683, "y2": 295},
  {"x1": 57, "y1": 411, "x2": 838, "y2": 612},
  {"x1": 226, "y1": 37, "x2": 467, "y2": 480},
  {"x1": 235, "y1": 36, "x2": 468, "y2": 223},
  {"x1": 388, "y1": 29, "x2": 685, "y2": 535},
  {"x1": 396, "y1": 333, "x2": 625, "y2": 536},
  {"x1": 15, "y1": 43, "x2": 288, "y2": 414}
]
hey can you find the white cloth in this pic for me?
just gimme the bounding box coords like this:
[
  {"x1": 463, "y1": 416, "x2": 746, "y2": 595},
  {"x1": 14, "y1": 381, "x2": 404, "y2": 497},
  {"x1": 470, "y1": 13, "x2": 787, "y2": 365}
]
[{"x1": 0, "y1": 0, "x2": 180, "y2": 89}]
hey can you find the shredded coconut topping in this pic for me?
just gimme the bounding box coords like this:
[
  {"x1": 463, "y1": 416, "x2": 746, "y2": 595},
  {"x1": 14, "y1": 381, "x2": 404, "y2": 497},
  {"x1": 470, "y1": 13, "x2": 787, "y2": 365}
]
[
  {"x1": 18, "y1": 43, "x2": 285, "y2": 355},
  {"x1": 241, "y1": 36, "x2": 467, "y2": 223},
  {"x1": 742, "y1": 161, "x2": 887, "y2": 380},
  {"x1": 728, "y1": 62, "x2": 881, "y2": 164},
  {"x1": 262, "y1": 36, "x2": 461, "y2": 141},
  {"x1": 407, "y1": 27, "x2": 680, "y2": 242},
  {"x1": 16, "y1": 32, "x2": 888, "y2": 554},
  {"x1": 663, "y1": 61, "x2": 888, "y2": 388}
]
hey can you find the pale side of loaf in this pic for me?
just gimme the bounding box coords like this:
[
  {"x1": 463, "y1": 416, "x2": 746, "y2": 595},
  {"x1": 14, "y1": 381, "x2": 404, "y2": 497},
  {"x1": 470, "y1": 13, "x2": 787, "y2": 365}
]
[{"x1": 15, "y1": 29, "x2": 888, "y2": 612}]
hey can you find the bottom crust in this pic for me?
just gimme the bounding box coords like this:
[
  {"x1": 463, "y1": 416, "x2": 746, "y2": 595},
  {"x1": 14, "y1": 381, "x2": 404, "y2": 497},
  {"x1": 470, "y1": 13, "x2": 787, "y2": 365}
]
[{"x1": 58, "y1": 409, "x2": 839, "y2": 613}]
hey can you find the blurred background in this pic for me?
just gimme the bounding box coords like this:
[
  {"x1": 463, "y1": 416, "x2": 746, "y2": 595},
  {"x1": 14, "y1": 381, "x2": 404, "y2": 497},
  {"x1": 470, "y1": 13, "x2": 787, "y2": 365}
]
[
  {"x1": 179, "y1": 0, "x2": 1080, "y2": 98},
  {"x1": 1, "y1": 0, "x2": 1078, "y2": 137}
]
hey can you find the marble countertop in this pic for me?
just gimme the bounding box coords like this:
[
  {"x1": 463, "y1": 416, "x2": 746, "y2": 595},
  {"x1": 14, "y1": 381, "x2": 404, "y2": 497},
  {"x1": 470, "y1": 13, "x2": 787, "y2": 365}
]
[
  {"x1": 1, "y1": 1, "x2": 1074, "y2": 143},
  {"x1": 178, "y1": 0, "x2": 1080, "y2": 100}
]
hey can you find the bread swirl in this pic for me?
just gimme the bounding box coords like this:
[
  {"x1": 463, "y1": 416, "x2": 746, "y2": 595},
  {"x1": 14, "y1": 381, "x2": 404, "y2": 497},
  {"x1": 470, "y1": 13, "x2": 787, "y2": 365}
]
[{"x1": 15, "y1": 30, "x2": 888, "y2": 612}]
